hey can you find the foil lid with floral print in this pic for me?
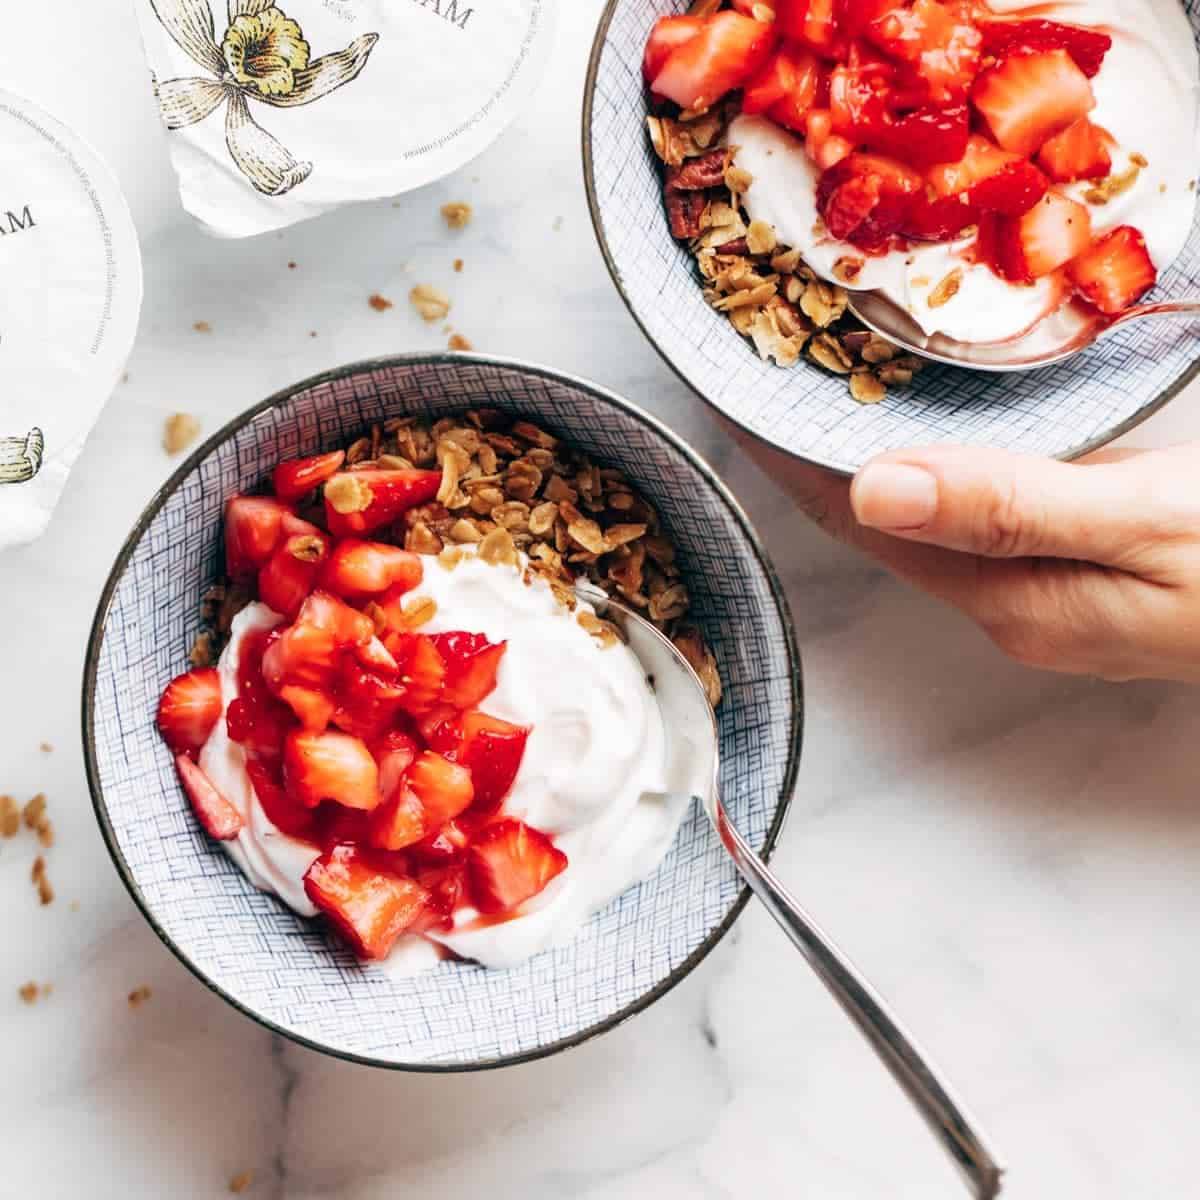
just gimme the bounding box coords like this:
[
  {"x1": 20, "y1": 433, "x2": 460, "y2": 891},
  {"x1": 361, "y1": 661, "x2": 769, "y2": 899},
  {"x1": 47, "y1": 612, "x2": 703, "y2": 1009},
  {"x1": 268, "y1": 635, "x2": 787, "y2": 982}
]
[
  {"x1": 0, "y1": 90, "x2": 142, "y2": 551},
  {"x1": 135, "y1": 0, "x2": 554, "y2": 237}
]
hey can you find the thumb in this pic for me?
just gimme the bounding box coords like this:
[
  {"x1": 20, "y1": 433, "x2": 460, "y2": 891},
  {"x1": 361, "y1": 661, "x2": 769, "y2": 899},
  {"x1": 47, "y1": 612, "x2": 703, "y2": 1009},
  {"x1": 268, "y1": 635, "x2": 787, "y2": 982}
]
[{"x1": 849, "y1": 445, "x2": 1158, "y2": 567}]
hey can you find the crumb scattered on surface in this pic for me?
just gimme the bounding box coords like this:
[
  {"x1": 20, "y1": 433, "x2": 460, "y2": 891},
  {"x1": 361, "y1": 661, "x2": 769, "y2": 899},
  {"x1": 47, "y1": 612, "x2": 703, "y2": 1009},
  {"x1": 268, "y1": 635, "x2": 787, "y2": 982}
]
[
  {"x1": 287, "y1": 261, "x2": 297, "y2": 270},
  {"x1": 128, "y1": 986, "x2": 152, "y2": 1009},
  {"x1": 39, "y1": 742, "x2": 52, "y2": 753},
  {"x1": 409, "y1": 284, "x2": 451, "y2": 322},
  {"x1": 448, "y1": 333, "x2": 473, "y2": 351},
  {"x1": 1130, "y1": 151, "x2": 1149, "y2": 168},
  {"x1": 189, "y1": 630, "x2": 218, "y2": 668},
  {"x1": 440, "y1": 201, "x2": 472, "y2": 229},
  {"x1": 31, "y1": 855, "x2": 53, "y2": 906},
  {"x1": 164, "y1": 413, "x2": 201, "y2": 455},
  {"x1": 229, "y1": 1170, "x2": 255, "y2": 1194},
  {"x1": 18, "y1": 982, "x2": 41, "y2": 1005},
  {"x1": 193, "y1": 321, "x2": 212, "y2": 334},
  {"x1": 23, "y1": 794, "x2": 53, "y2": 848},
  {"x1": 368, "y1": 293, "x2": 394, "y2": 313},
  {"x1": 309, "y1": 331, "x2": 318, "y2": 338},
  {"x1": 453, "y1": 258, "x2": 463, "y2": 273},
  {"x1": 0, "y1": 795, "x2": 18, "y2": 838}
]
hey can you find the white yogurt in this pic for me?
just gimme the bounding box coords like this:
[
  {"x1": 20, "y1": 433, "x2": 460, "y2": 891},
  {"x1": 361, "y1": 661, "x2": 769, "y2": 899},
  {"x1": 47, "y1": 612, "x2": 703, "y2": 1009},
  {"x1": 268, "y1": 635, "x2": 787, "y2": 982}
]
[
  {"x1": 730, "y1": 0, "x2": 1200, "y2": 343},
  {"x1": 198, "y1": 555, "x2": 702, "y2": 973}
]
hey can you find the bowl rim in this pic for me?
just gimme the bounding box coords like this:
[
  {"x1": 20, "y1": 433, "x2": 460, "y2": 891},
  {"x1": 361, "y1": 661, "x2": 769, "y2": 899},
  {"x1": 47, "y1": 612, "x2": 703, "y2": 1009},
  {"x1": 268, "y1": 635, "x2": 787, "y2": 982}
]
[
  {"x1": 81, "y1": 349, "x2": 804, "y2": 1073},
  {"x1": 580, "y1": 0, "x2": 1200, "y2": 476}
]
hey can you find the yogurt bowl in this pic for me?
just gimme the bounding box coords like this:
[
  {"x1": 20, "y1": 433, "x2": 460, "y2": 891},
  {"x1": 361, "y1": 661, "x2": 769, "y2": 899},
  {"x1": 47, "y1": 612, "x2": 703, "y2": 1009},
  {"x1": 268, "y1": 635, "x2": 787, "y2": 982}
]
[{"x1": 83, "y1": 353, "x2": 801, "y2": 1069}]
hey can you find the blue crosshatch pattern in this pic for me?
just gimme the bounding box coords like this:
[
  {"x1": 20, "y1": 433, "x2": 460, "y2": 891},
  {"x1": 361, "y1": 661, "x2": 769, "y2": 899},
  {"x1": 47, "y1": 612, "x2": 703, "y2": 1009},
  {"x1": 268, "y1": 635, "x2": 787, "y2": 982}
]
[
  {"x1": 586, "y1": 0, "x2": 1200, "y2": 471},
  {"x1": 88, "y1": 358, "x2": 801, "y2": 1067}
]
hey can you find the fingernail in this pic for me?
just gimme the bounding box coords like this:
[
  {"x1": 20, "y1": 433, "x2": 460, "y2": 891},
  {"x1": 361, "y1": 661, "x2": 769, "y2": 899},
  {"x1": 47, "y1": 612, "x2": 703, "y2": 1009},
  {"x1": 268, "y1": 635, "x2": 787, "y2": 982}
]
[{"x1": 852, "y1": 463, "x2": 938, "y2": 531}]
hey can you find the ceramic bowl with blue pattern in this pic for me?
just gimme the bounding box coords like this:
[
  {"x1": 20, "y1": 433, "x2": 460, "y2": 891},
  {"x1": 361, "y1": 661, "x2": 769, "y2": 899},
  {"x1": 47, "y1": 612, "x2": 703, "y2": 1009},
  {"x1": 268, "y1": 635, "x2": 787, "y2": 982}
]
[
  {"x1": 83, "y1": 354, "x2": 802, "y2": 1069},
  {"x1": 583, "y1": 0, "x2": 1200, "y2": 473}
]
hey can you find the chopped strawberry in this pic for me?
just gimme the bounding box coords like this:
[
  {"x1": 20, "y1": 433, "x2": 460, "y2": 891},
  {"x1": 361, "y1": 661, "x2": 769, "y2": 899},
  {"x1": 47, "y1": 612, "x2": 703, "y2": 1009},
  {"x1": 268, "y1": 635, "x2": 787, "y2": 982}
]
[
  {"x1": 312, "y1": 801, "x2": 372, "y2": 851},
  {"x1": 156, "y1": 667, "x2": 223, "y2": 757},
  {"x1": 429, "y1": 631, "x2": 507, "y2": 710},
  {"x1": 368, "y1": 781, "x2": 426, "y2": 851},
  {"x1": 816, "y1": 152, "x2": 922, "y2": 252},
  {"x1": 643, "y1": 14, "x2": 705, "y2": 85},
  {"x1": 261, "y1": 622, "x2": 339, "y2": 692},
  {"x1": 283, "y1": 729, "x2": 381, "y2": 810},
  {"x1": 409, "y1": 819, "x2": 470, "y2": 866},
  {"x1": 407, "y1": 751, "x2": 474, "y2": 830},
  {"x1": 927, "y1": 134, "x2": 1047, "y2": 216},
  {"x1": 731, "y1": 0, "x2": 774, "y2": 14},
  {"x1": 387, "y1": 633, "x2": 447, "y2": 716},
  {"x1": 320, "y1": 539, "x2": 422, "y2": 601},
  {"x1": 865, "y1": 0, "x2": 982, "y2": 103},
  {"x1": 458, "y1": 711, "x2": 530, "y2": 814},
  {"x1": 224, "y1": 495, "x2": 293, "y2": 579},
  {"x1": 296, "y1": 590, "x2": 375, "y2": 647},
  {"x1": 877, "y1": 103, "x2": 968, "y2": 170},
  {"x1": 246, "y1": 758, "x2": 315, "y2": 839},
  {"x1": 840, "y1": 0, "x2": 893, "y2": 39},
  {"x1": 984, "y1": 190, "x2": 1092, "y2": 284},
  {"x1": 332, "y1": 656, "x2": 406, "y2": 741},
  {"x1": 277, "y1": 684, "x2": 335, "y2": 732},
  {"x1": 353, "y1": 636, "x2": 399, "y2": 675},
  {"x1": 900, "y1": 190, "x2": 977, "y2": 241},
  {"x1": 175, "y1": 754, "x2": 243, "y2": 840},
  {"x1": 829, "y1": 45, "x2": 893, "y2": 141},
  {"x1": 979, "y1": 18, "x2": 1112, "y2": 79},
  {"x1": 227, "y1": 630, "x2": 296, "y2": 759},
  {"x1": 804, "y1": 107, "x2": 853, "y2": 168},
  {"x1": 815, "y1": 133, "x2": 854, "y2": 169},
  {"x1": 465, "y1": 820, "x2": 568, "y2": 916},
  {"x1": 1068, "y1": 225, "x2": 1157, "y2": 315},
  {"x1": 651, "y1": 11, "x2": 776, "y2": 111},
  {"x1": 1036, "y1": 117, "x2": 1112, "y2": 183},
  {"x1": 777, "y1": 0, "x2": 843, "y2": 57},
  {"x1": 743, "y1": 44, "x2": 820, "y2": 122},
  {"x1": 258, "y1": 532, "x2": 329, "y2": 619},
  {"x1": 417, "y1": 705, "x2": 464, "y2": 756},
  {"x1": 323, "y1": 468, "x2": 443, "y2": 538},
  {"x1": 972, "y1": 49, "x2": 1095, "y2": 158},
  {"x1": 272, "y1": 450, "x2": 346, "y2": 502},
  {"x1": 303, "y1": 844, "x2": 429, "y2": 960},
  {"x1": 372, "y1": 729, "x2": 421, "y2": 801},
  {"x1": 408, "y1": 865, "x2": 464, "y2": 933}
]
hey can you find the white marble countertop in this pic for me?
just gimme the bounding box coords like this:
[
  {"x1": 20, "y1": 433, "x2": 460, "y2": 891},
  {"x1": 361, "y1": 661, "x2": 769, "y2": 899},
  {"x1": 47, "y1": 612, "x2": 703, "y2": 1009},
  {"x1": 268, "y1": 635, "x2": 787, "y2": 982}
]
[{"x1": 4, "y1": 3, "x2": 1200, "y2": 1197}]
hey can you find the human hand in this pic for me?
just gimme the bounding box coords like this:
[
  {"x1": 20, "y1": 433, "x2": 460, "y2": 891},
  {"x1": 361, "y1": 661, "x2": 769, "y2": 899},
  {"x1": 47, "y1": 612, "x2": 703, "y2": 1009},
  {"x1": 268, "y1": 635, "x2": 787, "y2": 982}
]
[{"x1": 755, "y1": 440, "x2": 1200, "y2": 683}]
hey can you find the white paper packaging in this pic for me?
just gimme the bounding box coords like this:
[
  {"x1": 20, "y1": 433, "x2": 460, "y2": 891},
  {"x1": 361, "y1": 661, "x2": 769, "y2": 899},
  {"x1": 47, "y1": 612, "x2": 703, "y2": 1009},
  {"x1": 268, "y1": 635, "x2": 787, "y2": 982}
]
[{"x1": 135, "y1": 0, "x2": 554, "y2": 238}]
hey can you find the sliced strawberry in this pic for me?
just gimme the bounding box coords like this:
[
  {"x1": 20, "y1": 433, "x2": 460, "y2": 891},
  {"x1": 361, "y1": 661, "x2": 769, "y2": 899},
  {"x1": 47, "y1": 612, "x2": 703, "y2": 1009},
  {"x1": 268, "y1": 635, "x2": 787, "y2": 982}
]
[
  {"x1": 777, "y1": 0, "x2": 843, "y2": 57},
  {"x1": 877, "y1": 103, "x2": 968, "y2": 170},
  {"x1": 465, "y1": 820, "x2": 568, "y2": 916},
  {"x1": 900, "y1": 190, "x2": 977, "y2": 242},
  {"x1": 320, "y1": 539, "x2": 423, "y2": 601},
  {"x1": 246, "y1": 757, "x2": 315, "y2": 839},
  {"x1": 743, "y1": 44, "x2": 819, "y2": 120},
  {"x1": 429, "y1": 631, "x2": 507, "y2": 710},
  {"x1": 865, "y1": 0, "x2": 982, "y2": 103},
  {"x1": 372, "y1": 729, "x2": 421, "y2": 801},
  {"x1": 258, "y1": 532, "x2": 329, "y2": 619},
  {"x1": 409, "y1": 819, "x2": 470, "y2": 867},
  {"x1": 408, "y1": 865, "x2": 464, "y2": 933},
  {"x1": 407, "y1": 751, "x2": 474, "y2": 830},
  {"x1": 297, "y1": 590, "x2": 375, "y2": 647},
  {"x1": 225, "y1": 495, "x2": 293, "y2": 579},
  {"x1": 458, "y1": 711, "x2": 529, "y2": 814},
  {"x1": 979, "y1": 18, "x2": 1112, "y2": 79},
  {"x1": 323, "y1": 469, "x2": 443, "y2": 538},
  {"x1": 283, "y1": 729, "x2": 381, "y2": 810},
  {"x1": 984, "y1": 190, "x2": 1092, "y2": 284},
  {"x1": 417, "y1": 705, "x2": 464, "y2": 756},
  {"x1": 227, "y1": 630, "x2": 296, "y2": 759},
  {"x1": 272, "y1": 450, "x2": 346, "y2": 502},
  {"x1": 157, "y1": 667, "x2": 223, "y2": 757},
  {"x1": 261, "y1": 622, "x2": 339, "y2": 692},
  {"x1": 331, "y1": 656, "x2": 406, "y2": 741},
  {"x1": 643, "y1": 14, "x2": 705, "y2": 85},
  {"x1": 277, "y1": 684, "x2": 335, "y2": 732},
  {"x1": 175, "y1": 754, "x2": 243, "y2": 840},
  {"x1": 312, "y1": 801, "x2": 372, "y2": 851},
  {"x1": 651, "y1": 11, "x2": 776, "y2": 111},
  {"x1": 1036, "y1": 117, "x2": 1112, "y2": 183},
  {"x1": 816, "y1": 152, "x2": 922, "y2": 252},
  {"x1": 829, "y1": 45, "x2": 894, "y2": 141},
  {"x1": 972, "y1": 49, "x2": 1094, "y2": 158},
  {"x1": 927, "y1": 134, "x2": 1047, "y2": 216},
  {"x1": 303, "y1": 844, "x2": 429, "y2": 960},
  {"x1": 387, "y1": 633, "x2": 447, "y2": 716},
  {"x1": 1067, "y1": 225, "x2": 1157, "y2": 315},
  {"x1": 368, "y1": 781, "x2": 426, "y2": 851}
]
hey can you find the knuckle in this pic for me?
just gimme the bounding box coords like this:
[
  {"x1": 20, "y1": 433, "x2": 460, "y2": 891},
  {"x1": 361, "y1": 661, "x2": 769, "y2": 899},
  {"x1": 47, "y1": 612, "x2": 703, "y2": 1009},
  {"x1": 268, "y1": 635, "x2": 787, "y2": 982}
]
[{"x1": 975, "y1": 478, "x2": 1038, "y2": 558}]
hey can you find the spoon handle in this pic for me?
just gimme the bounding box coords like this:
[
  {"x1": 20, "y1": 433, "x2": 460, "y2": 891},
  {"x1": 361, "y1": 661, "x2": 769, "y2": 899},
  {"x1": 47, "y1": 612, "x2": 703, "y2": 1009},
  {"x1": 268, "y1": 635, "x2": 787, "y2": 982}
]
[
  {"x1": 710, "y1": 795, "x2": 1004, "y2": 1199},
  {"x1": 1114, "y1": 299, "x2": 1200, "y2": 325}
]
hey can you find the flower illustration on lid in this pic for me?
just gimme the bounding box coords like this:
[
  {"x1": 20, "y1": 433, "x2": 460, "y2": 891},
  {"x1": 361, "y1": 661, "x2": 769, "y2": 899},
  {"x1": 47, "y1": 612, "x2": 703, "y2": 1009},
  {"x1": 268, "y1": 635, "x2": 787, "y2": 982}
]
[{"x1": 149, "y1": 0, "x2": 379, "y2": 196}]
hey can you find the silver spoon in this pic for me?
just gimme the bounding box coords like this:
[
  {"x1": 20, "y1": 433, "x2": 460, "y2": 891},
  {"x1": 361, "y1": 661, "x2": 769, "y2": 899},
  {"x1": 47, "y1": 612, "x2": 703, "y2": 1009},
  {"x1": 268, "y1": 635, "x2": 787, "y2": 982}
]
[
  {"x1": 578, "y1": 581, "x2": 1005, "y2": 1199},
  {"x1": 848, "y1": 290, "x2": 1200, "y2": 372}
]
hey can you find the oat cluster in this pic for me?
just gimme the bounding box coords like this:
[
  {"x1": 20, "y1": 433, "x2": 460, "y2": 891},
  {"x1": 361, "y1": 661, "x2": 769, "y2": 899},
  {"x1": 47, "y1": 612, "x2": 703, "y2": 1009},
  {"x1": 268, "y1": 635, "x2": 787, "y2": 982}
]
[{"x1": 3, "y1": 791, "x2": 56, "y2": 904}]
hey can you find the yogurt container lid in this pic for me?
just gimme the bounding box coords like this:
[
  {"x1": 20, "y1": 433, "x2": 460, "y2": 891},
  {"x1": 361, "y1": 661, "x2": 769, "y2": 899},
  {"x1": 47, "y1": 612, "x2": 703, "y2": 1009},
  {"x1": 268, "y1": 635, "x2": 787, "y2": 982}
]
[
  {"x1": 0, "y1": 89, "x2": 143, "y2": 550},
  {"x1": 133, "y1": 0, "x2": 555, "y2": 237}
]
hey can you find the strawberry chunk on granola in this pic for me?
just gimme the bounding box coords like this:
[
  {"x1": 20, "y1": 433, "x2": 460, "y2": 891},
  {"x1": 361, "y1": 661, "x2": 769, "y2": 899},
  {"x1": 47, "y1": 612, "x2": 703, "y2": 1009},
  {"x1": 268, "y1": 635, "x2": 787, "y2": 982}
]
[
  {"x1": 272, "y1": 450, "x2": 346, "y2": 502},
  {"x1": 258, "y1": 532, "x2": 329, "y2": 619},
  {"x1": 323, "y1": 468, "x2": 443, "y2": 538},
  {"x1": 429, "y1": 631, "x2": 507, "y2": 710},
  {"x1": 320, "y1": 539, "x2": 423, "y2": 600},
  {"x1": 225, "y1": 495, "x2": 294, "y2": 579},
  {"x1": 466, "y1": 819, "x2": 568, "y2": 916}
]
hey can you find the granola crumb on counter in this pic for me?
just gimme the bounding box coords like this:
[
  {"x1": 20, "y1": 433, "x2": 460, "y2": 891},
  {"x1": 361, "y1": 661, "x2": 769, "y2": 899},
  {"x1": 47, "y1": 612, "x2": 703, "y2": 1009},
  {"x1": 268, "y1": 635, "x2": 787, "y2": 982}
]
[
  {"x1": 193, "y1": 320, "x2": 212, "y2": 334},
  {"x1": 163, "y1": 412, "x2": 201, "y2": 455},
  {"x1": 453, "y1": 258, "x2": 464, "y2": 273},
  {"x1": 23, "y1": 794, "x2": 53, "y2": 848},
  {"x1": 448, "y1": 332, "x2": 473, "y2": 351},
  {"x1": 229, "y1": 1170, "x2": 255, "y2": 1194},
  {"x1": 39, "y1": 742, "x2": 52, "y2": 753},
  {"x1": 127, "y1": 986, "x2": 152, "y2": 1009},
  {"x1": 309, "y1": 330, "x2": 318, "y2": 338},
  {"x1": 31, "y1": 855, "x2": 54, "y2": 905},
  {"x1": 368, "y1": 293, "x2": 394, "y2": 313},
  {"x1": 410, "y1": 284, "x2": 451, "y2": 322},
  {"x1": 288, "y1": 261, "x2": 297, "y2": 270},
  {"x1": 0, "y1": 794, "x2": 18, "y2": 837},
  {"x1": 440, "y1": 201, "x2": 473, "y2": 229},
  {"x1": 18, "y1": 982, "x2": 41, "y2": 1005}
]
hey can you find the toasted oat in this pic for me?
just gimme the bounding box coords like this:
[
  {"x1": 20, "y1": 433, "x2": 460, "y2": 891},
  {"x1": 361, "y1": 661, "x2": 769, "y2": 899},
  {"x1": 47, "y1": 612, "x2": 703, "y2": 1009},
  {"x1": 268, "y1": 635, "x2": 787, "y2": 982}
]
[
  {"x1": 674, "y1": 628, "x2": 723, "y2": 707},
  {"x1": 18, "y1": 982, "x2": 41, "y2": 1005},
  {"x1": 1, "y1": 795, "x2": 19, "y2": 838},
  {"x1": 410, "y1": 284, "x2": 451, "y2": 322},
  {"x1": 808, "y1": 332, "x2": 853, "y2": 374},
  {"x1": 368, "y1": 293, "x2": 394, "y2": 312},
  {"x1": 31, "y1": 855, "x2": 53, "y2": 905},
  {"x1": 407, "y1": 521, "x2": 443, "y2": 555},
  {"x1": 1084, "y1": 162, "x2": 1140, "y2": 205},
  {"x1": 746, "y1": 219, "x2": 776, "y2": 255},
  {"x1": 832, "y1": 256, "x2": 865, "y2": 284},
  {"x1": 193, "y1": 320, "x2": 212, "y2": 333},
  {"x1": 927, "y1": 268, "x2": 963, "y2": 310},
  {"x1": 128, "y1": 985, "x2": 152, "y2": 1009},
  {"x1": 1130, "y1": 152, "x2": 1149, "y2": 168},
  {"x1": 229, "y1": 1171, "x2": 255, "y2": 1194},
  {"x1": 726, "y1": 164, "x2": 755, "y2": 196},
  {"x1": 478, "y1": 527, "x2": 518, "y2": 567},
  {"x1": 770, "y1": 247, "x2": 802, "y2": 274},
  {"x1": 325, "y1": 473, "x2": 373, "y2": 515},
  {"x1": 448, "y1": 333, "x2": 473, "y2": 351},
  {"x1": 860, "y1": 335, "x2": 897, "y2": 365},
  {"x1": 23, "y1": 794, "x2": 53, "y2": 848},
  {"x1": 399, "y1": 594, "x2": 437, "y2": 628},
  {"x1": 39, "y1": 743, "x2": 52, "y2": 754},
  {"x1": 799, "y1": 279, "x2": 848, "y2": 328},
  {"x1": 751, "y1": 1, "x2": 775, "y2": 18},
  {"x1": 440, "y1": 202, "x2": 473, "y2": 229},
  {"x1": 850, "y1": 371, "x2": 888, "y2": 405},
  {"x1": 577, "y1": 610, "x2": 621, "y2": 648},
  {"x1": 189, "y1": 630, "x2": 217, "y2": 668},
  {"x1": 163, "y1": 413, "x2": 201, "y2": 455}
]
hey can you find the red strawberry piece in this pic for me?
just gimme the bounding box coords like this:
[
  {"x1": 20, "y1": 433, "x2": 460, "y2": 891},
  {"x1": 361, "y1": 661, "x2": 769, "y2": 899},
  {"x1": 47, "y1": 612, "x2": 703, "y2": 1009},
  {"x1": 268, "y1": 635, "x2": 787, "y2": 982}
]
[
  {"x1": 157, "y1": 667, "x2": 223, "y2": 757},
  {"x1": 224, "y1": 495, "x2": 293, "y2": 579},
  {"x1": 743, "y1": 44, "x2": 819, "y2": 120},
  {"x1": 984, "y1": 190, "x2": 1092, "y2": 284},
  {"x1": 643, "y1": 14, "x2": 705, "y2": 85},
  {"x1": 979, "y1": 18, "x2": 1112, "y2": 79},
  {"x1": 312, "y1": 801, "x2": 372, "y2": 851},
  {"x1": 465, "y1": 820, "x2": 568, "y2": 916},
  {"x1": 829, "y1": 46, "x2": 894, "y2": 141},
  {"x1": 407, "y1": 751, "x2": 475, "y2": 830},
  {"x1": 416, "y1": 705, "x2": 463, "y2": 756},
  {"x1": 429, "y1": 631, "x2": 508, "y2": 710},
  {"x1": 776, "y1": 0, "x2": 843, "y2": 57},
  {"x1": 331, "y1": 656, "x2": 407, "y2": 741},
  {"x1": 368, "y1": 781, "x2": 426, "y2": 851},
  {"x1": 261, "y1": 622, "x2": 339, "y2": 692},
  {"x1": 272, "y1": 450, "x2": 346, "y2": 503},
  {"x1": 323, "y1": 468, "x2": 443, "y2": 538},
  {"x1": 1036, "y1": 117, "x2": 1112, "y2": 183},
  {"x1": 387, "y1": 633, "x2": 447, "y2": 716},
  {"x1": 458, "y1": 711, "x2": 530, "y2": 814},
  {"x1": 175, "y1": 754, "x2": 244, "y2": 840},
  {"x1": 246, "y1": 757, "x2": 315, "y2": 839},
  {"x1": 901, "y1": 190, "x2": 978, "y2": 242},
  {"x1": 297, "y1": 590, "x2": 375, "y2": 647},
  {"x1": 927, "y1": 134, "x2": 1047, "y2": 217},
  {"x1": 972, "y1": 49, "x2": 1095, "y2": 158},
  {"x1": 731, "y1": 0, "x2": 775, "y2": 14},
  {"x1": 877, "y1": 103, "x2": 968, "y2": 170},
  {"x1": 651, "y1": 11, "x2": 776, "y2": 111},
  {"x1": 258, "y1": 532, "x2": 329, "y2": 619},
  {"x1": 320, "y1": 538, "x2": 423, "y2": 600},
  {"x1": 407, "y1": 865, "x2": 465, "y2": 934},
  {"x1": 840, "y1": 0, "x2": 894, "y2": 39},
  {"x1": 303, "y1": 844, "x2": 430, "y2": 960},
  {"x1": 409, "y1": 818, "x2": 470, "y2": 867},
  {"x1": 226, "y1": 630, "x2": 296, "y2": 759},
  {"x1": 283, "y1": 729, "x2": 381, "y2": 810},
  {"x1": 354, "y1": 636, "x2": 399, "y2": 675},
  {"x1": 816, "y1": 152, "x2": 922, "y2": 252},
  {"x1": 803, "y1": 108, "x2": 853, "y2": 169},
  {"x1": 277, "y1": 685, "x2": 335, "y2": 732},
  {"x1": 372, "y1": 729, "x2": 421, "y2": 800},
  {"x1": 865, "y1": 0, "x2": 982, "y2": 103},
  {"x1": 1068, "y1": 225, "x2": 1157, "y2": 315}
]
